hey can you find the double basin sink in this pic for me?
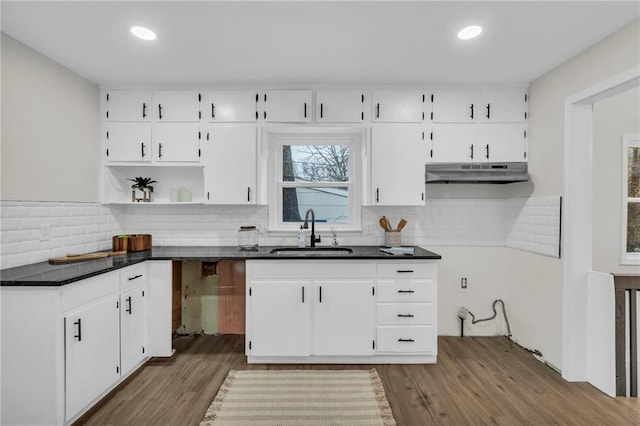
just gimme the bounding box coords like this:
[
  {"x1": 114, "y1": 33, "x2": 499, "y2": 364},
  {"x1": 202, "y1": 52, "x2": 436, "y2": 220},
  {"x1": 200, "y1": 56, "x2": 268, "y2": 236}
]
[{"x1": 269, "y1": 247, "x2": 354, "y2": 256}]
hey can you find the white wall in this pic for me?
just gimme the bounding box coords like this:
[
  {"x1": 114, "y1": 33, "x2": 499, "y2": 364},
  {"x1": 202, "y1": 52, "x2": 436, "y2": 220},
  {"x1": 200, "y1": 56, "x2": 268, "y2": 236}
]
[
  {"x1": 1, "y1": 33, "x2": 100, "y2": 202},
  {"x1": 524, "y1": 19, "x2": 640, "y2": 374},
  {"x1": 592, "y1": 88, "x2": 640, "y2": 274}
]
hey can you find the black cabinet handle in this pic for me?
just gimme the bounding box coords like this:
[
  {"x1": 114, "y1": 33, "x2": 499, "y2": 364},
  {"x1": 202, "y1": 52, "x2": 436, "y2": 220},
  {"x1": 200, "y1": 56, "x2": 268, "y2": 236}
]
[
  {"x1": 126, "y1": 296, "x2": 132, "y2": 314},
  {"x1": 486, "y1": 103, "x2": 491, "y2": 119},
  {"x1": 398, "y1": 338, "x2": 415, "y2": 343},
  {"x1": 375, "y1": 103, "x2": 380, "y2": 119},
  {"x1": 211, "y1": 103, "x2": 215, "y2": 119},
  {"x1": 397, "y1": 313, "x2": 415, "y2": 318},
  {"x1": 302, "y1": 286, "x2": 305, "y2": 303},
  {"x1": 485, "y1": 144, "x2": 490, "y2": 159},
  {"x1": 398, "y1": 290, "x2": 415, "y2": 294},
  {"x1": 320, "y1": 103, "x2": 323, "y2": 119},
  {"x1": 128, "y1": 274, "x2": 143, "y2": 281},
  {"x1": 74, "y1": 319, "x2": 82, "y2": 341},
  {"x1": 304, "y1": 102, "x2": 307, "y2": 118},
  {"x1": 319, "y1": 286, "x2": 322, "y2": 303},
  {"x1": 142, "y1": 103, "x2": 147, "y2": 118},
  {"x1": 141, "y1": 143, "x2": 146, "y2": 158},
  {"x1": 376, "y1": 188, "x2": 379, "y2": 203},
  {"x1": 397, "y1": 270, "x2": 414, "y2": 273},
  {"x1": 158, "y1": 144, "x2": 163, "y2": 159},
  {"x1": 470, "y1": 144, "x2": 474, "y2": 159},
  {"x1": 470, "y1": 104, "x2": 474, "y2": 119},
  {"x1": 247, "y1": 187, "x2": 251, "y2": 202},
  {"x1": 158, "y1": 104, "x2": 163, "y2": 120}
]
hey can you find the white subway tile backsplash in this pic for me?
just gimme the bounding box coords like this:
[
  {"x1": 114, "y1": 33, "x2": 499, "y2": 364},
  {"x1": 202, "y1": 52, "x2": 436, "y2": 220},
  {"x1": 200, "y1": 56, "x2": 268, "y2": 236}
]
[{"x1": 1, "y1": 196, "x2": 562, "y2": 269}]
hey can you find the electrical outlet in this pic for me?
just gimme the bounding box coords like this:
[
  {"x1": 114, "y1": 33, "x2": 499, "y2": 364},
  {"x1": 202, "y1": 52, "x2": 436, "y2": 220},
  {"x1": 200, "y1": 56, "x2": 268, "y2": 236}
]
[
  {"x1": 40, "y1": 224, "x2": 51, "y2": 241},
  {"x1": 364, "y1": 223, "x2": 373, "y2": 236},
  {"x1": 461, "y1": 277, "x2": 468, "y2": 289}
]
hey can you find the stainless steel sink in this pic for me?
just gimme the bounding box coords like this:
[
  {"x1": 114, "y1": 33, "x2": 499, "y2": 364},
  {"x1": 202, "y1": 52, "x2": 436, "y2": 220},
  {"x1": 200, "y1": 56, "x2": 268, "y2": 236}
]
[{"x1": 269, "y1": 247, "x2": 354, "y2": 256}]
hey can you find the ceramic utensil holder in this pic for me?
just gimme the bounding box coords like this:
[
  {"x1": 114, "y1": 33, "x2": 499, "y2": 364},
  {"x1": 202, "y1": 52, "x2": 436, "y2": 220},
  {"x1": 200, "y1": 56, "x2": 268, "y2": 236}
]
[{"x1": 384, "y1": 231, "x2": 401, "y2": 247}]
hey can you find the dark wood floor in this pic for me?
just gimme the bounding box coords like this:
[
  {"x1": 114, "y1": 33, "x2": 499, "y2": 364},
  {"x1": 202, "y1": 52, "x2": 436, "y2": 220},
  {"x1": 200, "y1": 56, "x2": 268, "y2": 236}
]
[{"x1": 77, "y1": 335, "x2": 640, "y2": 425}]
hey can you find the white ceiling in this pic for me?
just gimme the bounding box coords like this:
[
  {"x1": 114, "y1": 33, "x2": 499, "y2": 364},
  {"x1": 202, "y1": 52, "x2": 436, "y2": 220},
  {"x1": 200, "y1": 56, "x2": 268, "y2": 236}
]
[{"x1": 2, "y1": 1, "x2": 639, "y2": 87}]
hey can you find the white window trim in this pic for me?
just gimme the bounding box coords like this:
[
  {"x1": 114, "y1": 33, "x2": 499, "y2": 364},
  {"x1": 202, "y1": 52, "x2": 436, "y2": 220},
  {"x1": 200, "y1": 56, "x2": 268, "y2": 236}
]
[
  {"x1": 621, "y1": 133, "x2": 640, "y2": 265},
  {"x1": 265, "y1": 127, "x2": 364, "y2": 233}
]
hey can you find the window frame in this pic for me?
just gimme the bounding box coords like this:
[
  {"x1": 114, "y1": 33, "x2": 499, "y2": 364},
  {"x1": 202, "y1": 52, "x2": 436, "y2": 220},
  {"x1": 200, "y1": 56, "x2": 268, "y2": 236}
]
[
  {"x1": 621, "y1": 133, "x2": 640, "y2": 265},
  {"x1": 266, "y1": 127, "x2": 364, "y2": 232}
]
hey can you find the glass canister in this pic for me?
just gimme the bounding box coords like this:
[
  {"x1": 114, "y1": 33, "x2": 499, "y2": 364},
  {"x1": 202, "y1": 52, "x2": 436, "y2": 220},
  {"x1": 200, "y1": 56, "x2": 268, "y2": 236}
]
[{"x1": 238, "y1": 226, "x2": 259, "y2": 250}]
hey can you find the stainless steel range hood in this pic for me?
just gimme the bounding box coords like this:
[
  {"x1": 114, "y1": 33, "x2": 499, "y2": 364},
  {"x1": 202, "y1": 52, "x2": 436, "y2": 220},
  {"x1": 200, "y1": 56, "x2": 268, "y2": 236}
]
[{"x1": 425, "y1": 162, "x2": 529, "y2": 184}]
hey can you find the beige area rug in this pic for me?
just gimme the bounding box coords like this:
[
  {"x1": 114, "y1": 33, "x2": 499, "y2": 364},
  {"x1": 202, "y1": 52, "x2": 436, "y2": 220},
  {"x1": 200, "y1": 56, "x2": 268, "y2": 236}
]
[{"x1": 200, "y1": 369, "x2": 396, "y2": 426}]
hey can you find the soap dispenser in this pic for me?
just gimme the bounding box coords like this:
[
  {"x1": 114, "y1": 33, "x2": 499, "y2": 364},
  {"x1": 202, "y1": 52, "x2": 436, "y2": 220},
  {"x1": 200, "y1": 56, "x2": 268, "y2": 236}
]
[{"x1": 297, "y1": 225, "x2": 305, "y2": 248}]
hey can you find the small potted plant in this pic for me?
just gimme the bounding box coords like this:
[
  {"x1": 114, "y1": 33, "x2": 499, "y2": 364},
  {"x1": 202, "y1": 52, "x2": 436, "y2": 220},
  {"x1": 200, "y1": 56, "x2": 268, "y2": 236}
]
[{"x1": 129, "y1": 176, "x2": 157, "y2": 202}]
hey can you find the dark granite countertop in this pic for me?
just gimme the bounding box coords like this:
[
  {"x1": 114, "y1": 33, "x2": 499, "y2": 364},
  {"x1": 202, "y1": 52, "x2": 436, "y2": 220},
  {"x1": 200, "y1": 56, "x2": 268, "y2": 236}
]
[{"x1": 1, "y1": 245, "x2": 441, "y2": 287}]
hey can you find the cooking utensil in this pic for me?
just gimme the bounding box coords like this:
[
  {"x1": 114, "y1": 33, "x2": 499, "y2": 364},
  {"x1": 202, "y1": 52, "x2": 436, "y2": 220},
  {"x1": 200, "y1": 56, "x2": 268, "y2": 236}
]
[
  {"x1": 397, "y1": 218, "x2": 408, "y2": 231},
  {"x1": 49, "y1": 251, "x2": 127, "y2": 264},
  {"x1": 379, "y1": 217, "x2": 390, "y2": 231}
]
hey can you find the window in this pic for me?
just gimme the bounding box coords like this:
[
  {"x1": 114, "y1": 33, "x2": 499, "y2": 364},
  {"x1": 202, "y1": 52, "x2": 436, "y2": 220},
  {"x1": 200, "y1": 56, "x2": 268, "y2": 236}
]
[
  {"x1": 267, "y1": 128, "x2": 363, "y2": 231},
  {"x1": 622, "y1": 133, "x2": 640, "y2": 264}
]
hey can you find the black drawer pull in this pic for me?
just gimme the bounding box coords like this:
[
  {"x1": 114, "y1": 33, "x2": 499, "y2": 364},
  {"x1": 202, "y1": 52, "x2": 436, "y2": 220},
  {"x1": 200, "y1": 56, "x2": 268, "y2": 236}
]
[
  {"x1": 398, "y1": 290, "x2": 415, "y2": 294},
  {"x1": 128, "y1": 274, "x2": 143, "y2": 281},
  {"x1": 397, "y1": 270, "x2": 414, "y2": 273},
  {"x1": 126, "y1": 296, "x2": 132, "y2": 314},
  {"x1": 74, "y1": 319, "x2": 82, "y2": 341},
  {"x1": 397, "y1": 313, "x2": 415, "y2": 318},
  {"x1": 398, "y1": 338, "x2": 415, "y2": 343}
]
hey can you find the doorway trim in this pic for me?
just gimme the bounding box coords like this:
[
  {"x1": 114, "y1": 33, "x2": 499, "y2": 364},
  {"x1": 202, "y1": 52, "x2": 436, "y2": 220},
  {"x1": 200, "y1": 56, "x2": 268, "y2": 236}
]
[{"x1": 562, "y1": 65, "x2": 640, "y2": 381}]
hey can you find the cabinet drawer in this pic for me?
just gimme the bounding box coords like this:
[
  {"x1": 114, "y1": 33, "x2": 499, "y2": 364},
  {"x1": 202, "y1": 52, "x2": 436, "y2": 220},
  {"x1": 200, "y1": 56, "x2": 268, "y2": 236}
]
[
  {"x1": 61, "y1": 273, "x2": 118, "y2": 313},
  {"x1": 377, "y1": 279, "x2": 434, "y2": 302},
  {"x1": 119, "y1": 265, "x2": 147, "y2": 290},
  {"x1": 377, "y1": 303, "x2": 434, "y2": 325},
  {"x1": 377, "y1": 326, "x2": 435, "y2": 353},
  {"x1": 377, "y1": 263, "x2": 435, "y2": 278}
]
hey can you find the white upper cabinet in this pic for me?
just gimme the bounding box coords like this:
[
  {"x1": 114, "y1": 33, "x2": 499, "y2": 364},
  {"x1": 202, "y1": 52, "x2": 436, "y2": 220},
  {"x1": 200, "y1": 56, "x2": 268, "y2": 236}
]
[
  {"x1": 430, "y1": 90, "x2": 478, "y2": 123},
  {"x1": 205, "y1": 125, "x2": 257, "y2": 204},
  {"x1": 430, "y1": 124, "x2": 477, "y2": 163},
  {"x1": 153, "y1": 123, "x2": 201, "y2": 162},
  {"x1": 263, "y1": 90, "x2": 313, "y2": 123},
  {"x1": 106, "y1": 123, "x2": 152, "y2": 162},
  {"x1": 106, "y1": 90, "x2": 152, "y2": 122},
  {"x1": 154, "y1": 91, "x2": 201, "y2": 122},
  {"x1": 371, "y1": 125, "x2": 427, "y2": 206},
  {"x1": 480, "y1": 89, "x2": 528, "y2": 123},
  {"x1": 315, "y1": 90, "x2": 368, "y2": 123},
  {"x1": 204, "y1": 91, "x2": 259, "y2": 122},
  {"x1": 478, "y1": 123, "x2": 527, "y2": 162},
  {"x1": 372, "y1": 91, "x2": 425, "y2": 123}
]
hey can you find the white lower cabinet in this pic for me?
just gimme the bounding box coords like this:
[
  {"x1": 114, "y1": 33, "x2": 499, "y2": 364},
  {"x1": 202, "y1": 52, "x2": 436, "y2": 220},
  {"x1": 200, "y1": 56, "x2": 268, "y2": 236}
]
[
  {"x1": 65, "y1": 295, "x2": 120, "y2": 422},
  {"x1": 246, "y1": 259, "x2": 436, "y2": 363},
  {"x1": 0, "y1": 260, "x2": 172, "y2": 426}
]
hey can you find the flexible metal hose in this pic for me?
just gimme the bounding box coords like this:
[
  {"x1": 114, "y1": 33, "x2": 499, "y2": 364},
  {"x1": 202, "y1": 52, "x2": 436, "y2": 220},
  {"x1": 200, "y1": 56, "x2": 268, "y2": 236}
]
[{"x1": 467, "y1": 299, "x2": 512, "y2": 338}]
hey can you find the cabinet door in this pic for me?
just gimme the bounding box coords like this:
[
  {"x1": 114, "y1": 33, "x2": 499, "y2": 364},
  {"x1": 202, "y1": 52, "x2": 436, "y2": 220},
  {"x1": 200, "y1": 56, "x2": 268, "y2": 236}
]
[
  {"x1": 147, "y1": 261, "x2": 173, "y2": 357},
  {"x1": 247, "y1": 281, "x2": 310, "y2": 356},
  {"x1": 371, "y1": 125, "x2": 426, "y2": 206},
  {"x1": 106, "y1": 123, "x2": 151, "y2": 162},
  {"x1": 205, "y1": 126, "x2": 257, "y2": 204},
  {"x1": 316, "y1": 91, "x2": 367, "y2": 123},
  {"x1": 205, "y1": 91, "x2": 258, "y2": 122},
  {"x1": 106, "y1": 90, "x2": 151, "y2": 122},
  {"x1": 65, "y1": 296, "x2": 120, "y2": 422},
  {"x1": 431, "y1": 90, "x2": 478, "y2": 123},
  {"x1": 478, "y1": 124, "x2": 527, "y2": 162},
  {"x1": 120, "y1": 286, "x2": 147, "y2": 376},
  {"x1": 372, "y1": 91, "x2": 425, "y2": 123},
  {"x1": 263, "y1": 90, "x2": 313, "y2": 123},
  {"x1": 153, "y1": 123, "x2": 201, "y2": 162},
  {"x1": 480, "y1": 89, "x2": 527, "y2": 123},
  {"x1": 430, "y1": 124, "x2": 477, "y2": 163},
  {"x1": 154, "y1": 91, "x2": 201, "y2": 122},
  {"x1": 313, "y1": 281, "x2": 375, "y2": 356}
]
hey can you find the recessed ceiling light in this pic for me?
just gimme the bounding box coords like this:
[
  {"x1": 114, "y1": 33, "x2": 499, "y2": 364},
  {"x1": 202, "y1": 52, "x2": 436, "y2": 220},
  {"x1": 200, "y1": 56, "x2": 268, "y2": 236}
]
[
  {"x1": 131, "y1": 26, "x2": 156, "y2": 41},
  {"x1": 457, "y1": 25, "x2": 482, "y2": 40}
]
